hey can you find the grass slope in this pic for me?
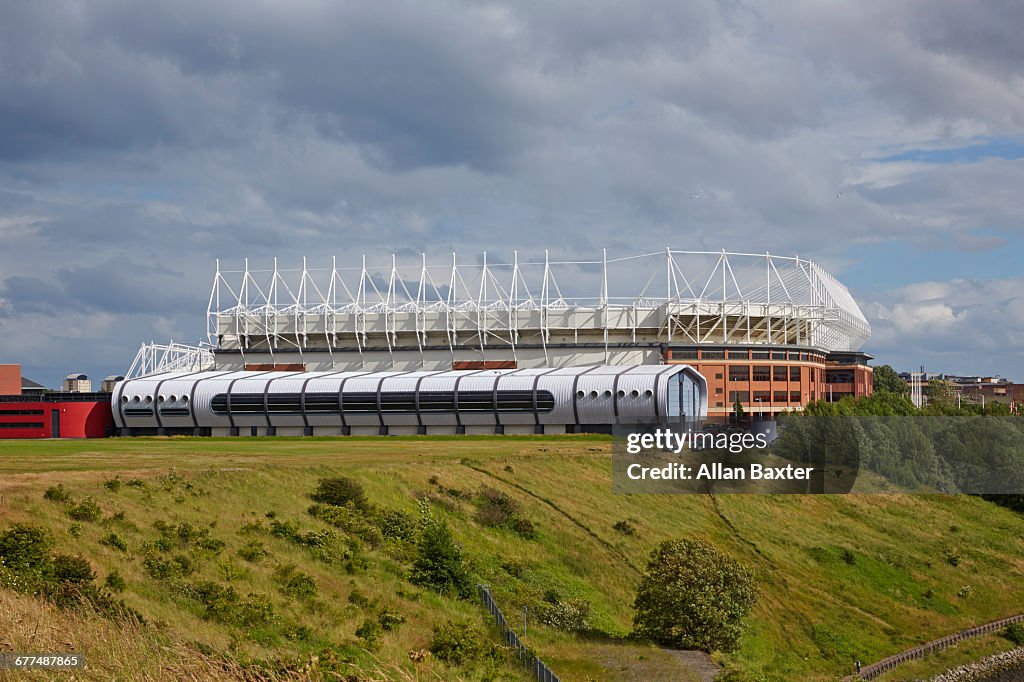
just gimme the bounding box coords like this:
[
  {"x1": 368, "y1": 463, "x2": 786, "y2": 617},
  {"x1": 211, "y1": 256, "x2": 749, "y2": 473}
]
[{"x1": 1, "y1": 436, "x2": 1023, "y2": 681}]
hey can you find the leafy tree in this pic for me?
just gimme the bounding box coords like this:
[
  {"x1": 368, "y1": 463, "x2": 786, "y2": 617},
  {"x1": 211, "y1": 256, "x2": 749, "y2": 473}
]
[
  {"x1": 633, "y1": 538, "x2": 757, "y2": 652},
  {"x1": 924, "y1": 379, "x2": 957, "y2": 407},
  {"x1": 872, "y1": 364, "x2": 909, "y2": 395},
  {"x1": 311, "y1": 477, "x2": 367, "y2": 509},
  {"x1": 409, "y1": 519, "x2": 473, "y2": 598}
]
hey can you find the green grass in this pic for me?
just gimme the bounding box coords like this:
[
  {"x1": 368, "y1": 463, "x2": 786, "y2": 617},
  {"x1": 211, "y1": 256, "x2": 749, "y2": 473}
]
[{"x1": 2, "y1": 436, "x2": 1024, "y2": 681}]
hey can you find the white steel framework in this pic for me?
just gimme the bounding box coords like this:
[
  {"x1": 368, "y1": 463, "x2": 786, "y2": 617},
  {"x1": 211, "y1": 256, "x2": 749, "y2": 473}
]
[
  {"x1": 206, "y1": 250, "x2": 871, "y2": 367},
  {"x1": 126, "y1": 342, "x2": 216, "y2": 379}
]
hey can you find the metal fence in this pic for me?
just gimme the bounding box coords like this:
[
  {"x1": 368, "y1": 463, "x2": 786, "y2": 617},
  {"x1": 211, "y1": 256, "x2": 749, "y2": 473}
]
[
  {"x1": 478, "y1": 585, "x2": 560, "y2": 682},
  {"x1": 845, "y1": 613, "x2": 1024, "y2": 680}
]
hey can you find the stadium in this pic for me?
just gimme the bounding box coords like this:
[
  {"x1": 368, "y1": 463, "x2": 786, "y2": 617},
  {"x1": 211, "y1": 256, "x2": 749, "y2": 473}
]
[{"x1": 102, "y1": 249, "x2": 873, "y2": 437}]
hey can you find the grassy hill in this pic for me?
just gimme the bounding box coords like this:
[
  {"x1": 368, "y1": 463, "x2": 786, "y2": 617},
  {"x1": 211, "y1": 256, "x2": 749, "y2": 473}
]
[{"x1": 2, "y1": 436, "x2": 1024, "y2": 681}]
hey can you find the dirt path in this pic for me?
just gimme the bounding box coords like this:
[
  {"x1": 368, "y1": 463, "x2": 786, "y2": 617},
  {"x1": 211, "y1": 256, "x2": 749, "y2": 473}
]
[{"x1": 663, "y1": 649, "x2": 722, "y2": 682}]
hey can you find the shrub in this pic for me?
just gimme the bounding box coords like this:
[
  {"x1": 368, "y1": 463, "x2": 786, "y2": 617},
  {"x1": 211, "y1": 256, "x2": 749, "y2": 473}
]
[
  {"x1": 632, "y1": 538, "x2": 758, "y2": 652},
  {"x1": 840, "y1": 548, "x2": 856, "y2": 566},
  {"x1": 311, "y1": 477, "x2": 367, "y2": 509},
  {"x1": 237, "y1": 540, "x2": 268, "y2": 562},
  {"x1": 68, "y1": 523, "x2": 83, "y2": 538},
  {"x1": 409, "y1": 519, "x2": 472, "y2": 598},
  {"x1": 475, "y1": 486, "x2": 519, "y2": 528},
  {"x1": 0, "y1": 524, "x2": 53, "y2": 573},
  {"x1": 613, "y1": 519, "x2": 636, "y2": 536},
  {"x1": 538, "y1": 593, "x2": 591, "y2": 632},
  {"x1": 67, "y1": 497, "x2": 103, "y2": 522},
  {"x1": 348, "y1": 589, "x2": 371, "y2": 608},
  {"x1": 105, "y1": 570, "x2": 127, "y2": 592},
  {"x1": 44, "y1": 484, "x2": 72, "y2": 502},
  {"x1": 52, "y1": 554, "x2": 95, "y2": 584},
  {"x1": 378, "y1": 609, "x2": 406, "y2": 631},
  {"x1": 378, "y1": 509, "x2": 417, "y2": 543},
  {"x1": 125, "y1": 478, "x2": 146, "y2": 489},
  {"x1": 429, "y1": 621, "x2": 497, "y2": 666},
  {"x1": 275, "y1": 565, "x2": 318, "y2": 600},
  {"x1": 196, "y1": 537, "x2": 226, "y2": 553},
  {"x1": 355, "y1": 618, "x2": 383, "y2": 647},
  {"x1": 1002, "y1": 622, "x2": 1024, "y2": 646},
  {"x1": 510, "y1": 518, "x2": 537, "y2": 540},
  {"x1": 100, "y1": 532, "x2": 129, "y2": 552},
  {"x1": 103, "y1": 477, "x2": 122, "y2": 492},
  {"x1": 947, "y1": 551, "x2": 962, "y2": 567},
  {"x1": 957, "y1": 585, "x2": 973, "y2": 599}
]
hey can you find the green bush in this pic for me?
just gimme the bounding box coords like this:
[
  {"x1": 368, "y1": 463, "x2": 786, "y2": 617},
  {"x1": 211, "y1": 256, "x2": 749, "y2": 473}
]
[
  {"x1": 100, "y1": 532, "x2": 129, "y2": 552},
  {"x1": 378, "y1": 509, "x2": 417, "y2": 543},
  {"x1": 409, "y1": 519, "x2": 473, "y2": 598},
  {"x1": 632, "y1": 538, "x2": 758, "y2": 653},
  {"x1": 0, "y1": 524, "x2": 53, "y2": 572},
  {"x1": 308, "y1": 504, "x2": 384, "y2": 547},
  {"x1": 44, "y1": 484, "x2": 72, "y2": 502},
  {"x1": 311, "y1": 477, "x2": 367, "y2": 509},
  {"x1": 378, "y1": 609, "x2": 406, "y2": 632},
  {"x1": 103, "y1": 477, "x2": 122, "y2": 492},
  {"x1": 510, "y1": 518, "x2": 537, "y2": 540},
  {"x1": 274, "y1": 564, "x2": 317, "y2": 600},
  {"x1": 355, "y1": 618, "x2": 383, "y2": 647},
  {"x1": 125, "y1": 478, "x2": 146, "y2": 489},
  {"x1": 538, "y1": 592, "x2": 591, "y2": 632},
  {"x1": 237, "y1": 540, "x2": 268, "y2": 562},
  {"x1": 52, "y1": 554, "x2": 94, "y2": 584},
  {"x1": 1002, "y1": 622, "x2": 1024, "y2": 645},
  {"x1": 105, "y1": 570, "x2": 127, "y2": 592},
  {"x1": 613, "y1": 519, "x2": 636, "y2": 535},
  {"x1": 66, "y1": 497, "x2": 102, "y2": 522},
  {"x1": 429, "y1": 620, "x2": 498, "y2": 666},
  {"x1": 475, "y1": 486, "x2": 519, "y2": 527}
]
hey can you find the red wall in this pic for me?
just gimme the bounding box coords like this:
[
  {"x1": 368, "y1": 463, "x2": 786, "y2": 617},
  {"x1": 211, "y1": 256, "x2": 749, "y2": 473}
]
[{"x1": 0, "y1": 400, "x2": 113, "y2": 439}]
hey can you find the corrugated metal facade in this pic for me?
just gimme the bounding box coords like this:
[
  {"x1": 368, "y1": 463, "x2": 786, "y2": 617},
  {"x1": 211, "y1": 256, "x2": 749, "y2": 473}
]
[{"x1": 113, "y1": 365, "x2": 707, "y2": 436}]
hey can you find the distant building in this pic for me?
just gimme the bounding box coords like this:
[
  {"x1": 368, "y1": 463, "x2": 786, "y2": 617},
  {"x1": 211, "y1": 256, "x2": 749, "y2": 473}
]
[
  {"x1": 63, "y1": 374, "x2": 92, "y2": 393},
  {"x1": 100, "y1": 375, "x2": 125, "y2": 393},
  {"x1": 21, "y1": 377, "x2": 48, "y2": 395}
]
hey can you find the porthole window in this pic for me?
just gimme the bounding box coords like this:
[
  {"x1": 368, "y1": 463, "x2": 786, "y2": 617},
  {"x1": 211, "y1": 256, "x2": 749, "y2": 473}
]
[
  {"x1": 617, "y1": 390, "x2": 625, "y2": 398},
  {"x1": 603, "y1": 390, "x2": 612, "y2": 398},
  {"x1": 589, "y1": 390, "x2": 598, "y2": 399},
  {"x1": 644, "y1": 389, "x2": 653, "y2": 398},
  {"x1": 169, "y1": 395, "x2": 177, "y2": 402},
  {"x1": 158, "y1": 396, "x2": 165, "y2": 403},
  {"x1": 181, "y1": 396, "x2": 189, "y2": 404},
  {"x1": 144, "y1": 396, "x2": 153, "y2": 404},
  {"x1": 121, "y1": 396, "x2": 129, "y2": 404},
  {"x1": 576, "y1": 390, "x2": 585, "y2": 398},
  {"x1": 631, "y1": 390, "x2": 640, "y2": 398},
  {"x1": 132, "y1": 396, "x2": 140, "y2": 403}
]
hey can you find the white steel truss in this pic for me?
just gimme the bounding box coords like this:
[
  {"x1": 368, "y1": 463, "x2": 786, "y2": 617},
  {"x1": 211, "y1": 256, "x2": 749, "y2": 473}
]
[
  {"x1": 206, "y1": 250, "x2": 871, "y2": 363},
  {"x1": 125, "y1": 341, "x2": 216, "y2": 379}
]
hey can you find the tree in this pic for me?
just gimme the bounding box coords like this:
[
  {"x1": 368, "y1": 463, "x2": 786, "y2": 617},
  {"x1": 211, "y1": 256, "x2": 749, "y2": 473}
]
[
  {"x1": 732, "y1": 398, "x2": 745, "y2": 423},
  {"x1": 633, "y1": 538, "x2": 757, "y2": 652},
  {"x1": 872, "y1": 365, "x2": 909, "y2": 395},
  {"x1": 409, "y1": 519, "x2": 473, "y2": 598},
  {"x1": 924, "y1": 379, "x2": 957, "y2": 407}
]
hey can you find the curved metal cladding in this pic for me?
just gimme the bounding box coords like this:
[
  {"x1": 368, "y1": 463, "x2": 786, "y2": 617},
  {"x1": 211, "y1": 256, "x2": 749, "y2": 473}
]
[{"x1": 113, "y1": 365, "x2": 707, "y2": 435}]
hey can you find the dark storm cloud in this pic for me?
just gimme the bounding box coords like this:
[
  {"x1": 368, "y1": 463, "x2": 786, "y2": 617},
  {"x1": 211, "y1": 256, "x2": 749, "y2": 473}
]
[{"x1": 2, "y1": 0, "x2": 1024, "y2": 384}]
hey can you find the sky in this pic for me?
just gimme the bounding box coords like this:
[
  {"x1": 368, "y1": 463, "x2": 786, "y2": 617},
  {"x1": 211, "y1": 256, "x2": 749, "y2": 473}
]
[{"x1": 1, "y1": 0, "x2": 1023, "y2": 387}]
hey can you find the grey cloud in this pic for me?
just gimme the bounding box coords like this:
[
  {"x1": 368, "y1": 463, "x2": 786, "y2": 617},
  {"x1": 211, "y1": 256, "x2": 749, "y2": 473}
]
[{"x1": 1, "y1": 0, "x2": 1023, "y2": 383}]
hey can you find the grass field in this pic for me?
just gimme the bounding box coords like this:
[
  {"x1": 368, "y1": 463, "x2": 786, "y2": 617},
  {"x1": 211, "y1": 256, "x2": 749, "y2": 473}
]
[{"x1": 2, "y1": 435, "x2": 1024, "y2": 681}]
